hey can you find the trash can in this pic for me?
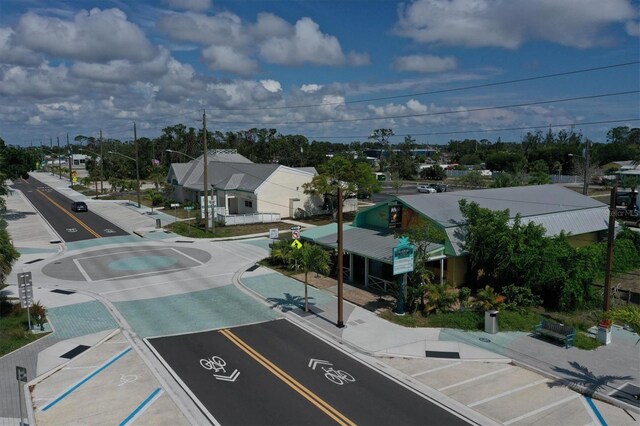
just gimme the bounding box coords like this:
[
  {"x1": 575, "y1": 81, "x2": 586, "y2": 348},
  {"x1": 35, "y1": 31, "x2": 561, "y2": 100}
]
[
  {"x1": 155, "y1": 218, "x2": 161, "y2": 229},
  {"x1": 484, "y1": 310, "x2": 499, "y2": 334},
  {"x1": 597, "y1": 320, "x2": 612, "y2": 345}
]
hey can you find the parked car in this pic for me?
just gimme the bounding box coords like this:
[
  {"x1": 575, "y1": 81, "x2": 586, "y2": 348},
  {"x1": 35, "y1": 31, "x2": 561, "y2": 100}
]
[
  {"x1": 429, "y1": 183, "x2": 448, "y2": 193},
  {"x1": 417, "y1": 184, "x2": 436, "y2": 193},
  {"x1": 71, "y1": 201, "x2": 88, "y2": 212}
]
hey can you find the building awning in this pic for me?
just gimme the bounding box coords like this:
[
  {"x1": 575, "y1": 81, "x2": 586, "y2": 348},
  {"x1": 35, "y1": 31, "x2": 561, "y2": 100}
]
[{"x1": 302, "y1": 224, "x2": 444, "y2": 265}]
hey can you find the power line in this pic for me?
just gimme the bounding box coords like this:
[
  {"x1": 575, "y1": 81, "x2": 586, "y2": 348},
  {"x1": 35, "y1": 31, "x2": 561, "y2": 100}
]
[
  {"x1": 305, "y1": 118, "x2": 640, "y2": 139},
  {"x1": 205, "y1": 90, "x2": 640, "y2": 125},
  {"x1": 204, "y1": 61, "x2": 640, "y2": 111}
]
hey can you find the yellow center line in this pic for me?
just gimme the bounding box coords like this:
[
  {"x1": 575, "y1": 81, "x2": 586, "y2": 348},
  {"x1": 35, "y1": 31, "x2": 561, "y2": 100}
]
[
  {"x1": 218, "y1": 329, "x2": 356, "y2": 426},
  {"x1": 36, "y1": 189, "x2": 102, "y2": 238}
]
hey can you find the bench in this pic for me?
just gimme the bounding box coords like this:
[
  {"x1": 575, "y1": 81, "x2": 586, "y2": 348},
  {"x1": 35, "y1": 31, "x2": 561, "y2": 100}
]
[{"x1": 532, "y1": 319, "x2": 576, "y2": 348}]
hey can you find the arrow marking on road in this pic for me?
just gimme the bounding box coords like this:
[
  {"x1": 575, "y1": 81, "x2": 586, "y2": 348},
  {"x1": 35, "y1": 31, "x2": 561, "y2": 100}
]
[
  {"x1": 308, "y1": 359, "x2": 333, "y2": 370},
  {"x1": 214, "y1": 369, "x2": 240, "y2": 382}
]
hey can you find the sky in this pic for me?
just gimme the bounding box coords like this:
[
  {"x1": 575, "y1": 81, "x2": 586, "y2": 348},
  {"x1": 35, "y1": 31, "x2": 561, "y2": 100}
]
[{"x1": 0, "y1": 0, "x2": 638, "y2": 147}]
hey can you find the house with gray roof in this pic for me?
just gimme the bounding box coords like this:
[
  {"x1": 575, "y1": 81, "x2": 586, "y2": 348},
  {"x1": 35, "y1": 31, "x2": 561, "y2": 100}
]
[
  {"x1": 302, "y1": 184, "x2": 611, "y2": 289},
  {"x1": 167, "y1": 149, "x2": 326, "y2": 221}
]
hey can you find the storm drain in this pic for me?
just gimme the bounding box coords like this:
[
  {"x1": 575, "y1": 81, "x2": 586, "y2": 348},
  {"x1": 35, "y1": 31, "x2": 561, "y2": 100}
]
[
  {"x1": 51, "y1": 289, "x2": 76, "y2": 295},
  {"x1": 25, "y1": 258, "x2": 44, "y2": 264},
  {"x1": 60, "y1": 345, "x2": 90, "y2": 359},
  {"x1": 425, "y1": 350, "x2": 460, "y2": 359},
  {"x1": 246, "y1": 264, "x2": 260, "y2": 272}
]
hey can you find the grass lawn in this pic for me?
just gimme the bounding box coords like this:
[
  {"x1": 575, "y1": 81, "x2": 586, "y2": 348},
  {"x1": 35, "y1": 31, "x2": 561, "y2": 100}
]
[{"x1": 0, "y1": 307, "x2": 49, "y2": 357}]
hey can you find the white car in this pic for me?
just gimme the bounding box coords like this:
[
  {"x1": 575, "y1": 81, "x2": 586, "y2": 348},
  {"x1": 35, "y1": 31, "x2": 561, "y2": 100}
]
[{"x1": 417, "y1": 185, "x2": 436, "y2": 193}]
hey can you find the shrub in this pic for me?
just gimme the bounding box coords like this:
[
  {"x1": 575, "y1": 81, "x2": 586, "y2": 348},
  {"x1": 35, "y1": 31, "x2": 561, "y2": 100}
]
[
  {"x1": 502, "y1": 284, "x2": 541, "y2": 309},
  {"x1": 426, "y1": 311, "x2": 483, "y2": 330},
  {"x1": 472, "y1": 286, "x2": 505, "y2": 311}
]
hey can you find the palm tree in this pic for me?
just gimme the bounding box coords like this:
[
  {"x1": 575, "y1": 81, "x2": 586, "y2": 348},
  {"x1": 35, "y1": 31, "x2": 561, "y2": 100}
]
[{"x1": 289, "y1": 244, "x2": 331, "y2": 312}]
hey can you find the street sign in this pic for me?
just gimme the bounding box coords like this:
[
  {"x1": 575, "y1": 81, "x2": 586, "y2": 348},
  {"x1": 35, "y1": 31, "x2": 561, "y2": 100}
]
[
  {"x1": 269, "y1": 228, "x2": 279, "y2": 239},
  {"x1": 184, "y1": 206, "x2": 194, "y2": 211},
  {"x1": 393, "y1": 237, "x2": 415, "y2": 275},
  {"x1": 290, "y1": 225, "x2": 302, "y2": 231},
  {"x1": 292, "y1": 230, "x2": 301, "y2": 240},
  {"x1": 291, "y1": 240, "x2": 302, "y2": 249},
  {"x1": 16, "y1": 366, "x2": 27, "y2": 382},
  {"x1": 17, "y1": 272, "x2": 33, "y2": 308}
]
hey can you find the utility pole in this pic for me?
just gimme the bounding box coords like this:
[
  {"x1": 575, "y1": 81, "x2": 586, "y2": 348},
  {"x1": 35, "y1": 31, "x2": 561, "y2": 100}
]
[
  {"x1": 583, "y1": 139, "x2": 590, "y2": 196},
  {"x1": 203, "y1": 110, "x2": 209, "y2": 234},
  {"x1": 337, "y1": 186, "x2": 344, "y2": 328},
  {"x1": 99, "y1": 129, "x2": 104, "y2": 194},
  {"x1": 67, "y1": 133, "x2": 73, "y2": 188},
  {"x1": 603, "y1": 186, "x2": 617, "y2": 312},
  {"x1": 134, "y1": 123, "x2": 141, "y2": 209},
  {"x1": 57, "y1": 137, "x2": 61, "y2": 179}
]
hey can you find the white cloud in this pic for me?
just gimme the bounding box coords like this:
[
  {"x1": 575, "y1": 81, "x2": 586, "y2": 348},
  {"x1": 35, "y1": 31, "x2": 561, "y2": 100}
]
[
  {"x1": 157, "y1": 11, "x2": 250, "y2": 47},
  {"x1": 202, "y1": 45, "x2": 259, "y2": 75},
  {"x1": 301, "y1": 84, "x2": 323, "y2": 93},
  {"x1": 15, "y1": 9, "x2": 156, "y2": 63},
  {"x1": 626, "y1": 21, "x2": 640, "y2": 36},
  {"x1": 259, "y1": 17, "x2": 366, "y2": 66},
  {"x1": 72, "y1": 48, "x2": 171, "y2": 83},
  {"x1": 0, "y1": 64, "x2": 76, "y2": 97},
  {"x1": 260, "y1": 79, "x2": 282, "y2": 93},
  {"x1": 394, "y1": 0, "x2": 635, "y2": 48},
  {"x1": 163, "y1": 0, "x2": 212, "y2": 12},
  {"x1": 0, "y1": 28, "x2": 42, "y2": 66},
  {"x1": 394, "y1": 54, "x2": 457, "y2": 73}
]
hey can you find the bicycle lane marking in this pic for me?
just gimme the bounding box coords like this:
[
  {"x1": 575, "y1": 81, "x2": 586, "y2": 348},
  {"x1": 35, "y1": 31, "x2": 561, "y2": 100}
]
[
  {"x1": 219, "y1": 328, "x2": 356, "y2": 426},
  {"x1": 229, "y1": 319, "x2": 470, "y2": 426}
]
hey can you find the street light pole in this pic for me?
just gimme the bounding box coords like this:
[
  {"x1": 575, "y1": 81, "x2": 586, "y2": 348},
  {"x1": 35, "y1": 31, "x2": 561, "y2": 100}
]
[
  {"x1": 203, "y1": 110, "x2": 209, "y2": 234},
  {"x1": 165, "y1": 149, "x2": 196, "y2": 161},
  {"x1": 134, "y1": 123, "x2": 141, "y2": 209},
  {"x1": 337, "y1": 185, "x2": 344, "y2": 328},
  {"x1": 583, "y1": 139, "x2": 590, "y2": 196},
  {"x1": 99, "y1": 129, "x2": 104, "y2": 194},
  {"x1": 67, "y1": 133, "x2": 73, "y2": 188}
]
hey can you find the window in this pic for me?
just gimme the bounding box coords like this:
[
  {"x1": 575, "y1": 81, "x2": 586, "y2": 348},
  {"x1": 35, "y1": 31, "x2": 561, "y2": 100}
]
[{"x1": 245, "y1": 200, "x2": 253, "y2": 208}]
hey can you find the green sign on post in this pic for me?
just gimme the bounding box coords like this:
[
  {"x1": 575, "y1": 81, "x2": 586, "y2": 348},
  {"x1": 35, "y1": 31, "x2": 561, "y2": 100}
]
[{"x1": 393, "y1": 237, "x2": 414, "y2": 275}]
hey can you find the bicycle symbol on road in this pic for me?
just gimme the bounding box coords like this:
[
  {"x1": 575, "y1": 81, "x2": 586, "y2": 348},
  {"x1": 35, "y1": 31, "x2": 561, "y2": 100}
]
[
  {"x1": 200, "y1": 355, "x2": 240, "y2": 382},
  {"x1": 66, "y1": 228, "x2": 77, "y2": 233},
  {"x1": 308, "y1": 358, "x2": 355, "y2": 386}
]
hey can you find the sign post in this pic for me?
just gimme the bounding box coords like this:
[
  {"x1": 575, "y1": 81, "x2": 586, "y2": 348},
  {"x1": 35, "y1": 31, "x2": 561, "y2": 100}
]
[
  {"x1": 17, "y1": 272, "x2": 33, "y2": 331},
  {"x1": 393, "y1": 237, "x2": 414, "y2": 315}
]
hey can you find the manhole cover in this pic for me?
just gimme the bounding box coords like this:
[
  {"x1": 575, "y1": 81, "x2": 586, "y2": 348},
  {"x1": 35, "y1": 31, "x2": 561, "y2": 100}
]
[{"x1": 479, "y1": 337, "x2": 491, "y2": 343}]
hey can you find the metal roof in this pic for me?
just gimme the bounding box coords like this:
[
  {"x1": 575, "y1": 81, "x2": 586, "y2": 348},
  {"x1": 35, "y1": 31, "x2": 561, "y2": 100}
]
[
  {"x1": 445, "y1": 206, "x2": 611, "y2": 256},
  {"x1": 303, "y1": 224, "x2": 443, "y2": 264},
  {"x1": 398, "y1": 184, "x2": 606, "y2": 228}
]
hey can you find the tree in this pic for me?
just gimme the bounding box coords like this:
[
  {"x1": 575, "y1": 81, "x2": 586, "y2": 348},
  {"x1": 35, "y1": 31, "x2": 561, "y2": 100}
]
[
  {"x1": 302, "y1": 156, "x2": 380, "y2": 216},
  {"x1": 527, "y1": 160, "x2": 551, "y2": 185},
  {"x1": 457, "y1": 171, "x2": 486, "y2": 188},
  {"x1": 420, "y1": 165, "x2": 446, "y2": 180},
  {"x1": 289, "y1": 244, "x2": 331, "y2": 312}
]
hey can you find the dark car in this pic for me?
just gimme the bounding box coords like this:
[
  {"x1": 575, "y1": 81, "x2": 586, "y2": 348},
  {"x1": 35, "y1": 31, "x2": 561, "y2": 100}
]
[{"x1": 71, "y1": 201, "x2": 88, "y2": 212}]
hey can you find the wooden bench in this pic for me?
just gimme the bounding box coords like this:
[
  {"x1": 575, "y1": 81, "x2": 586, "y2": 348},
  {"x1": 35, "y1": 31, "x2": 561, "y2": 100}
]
[{"x1": 532, "y1": 319, "x2": 576, "y2": 348}]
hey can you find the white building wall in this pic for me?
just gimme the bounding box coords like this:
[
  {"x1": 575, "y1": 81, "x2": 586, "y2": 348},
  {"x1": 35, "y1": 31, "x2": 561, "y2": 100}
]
[{"x1": 256, "y1": 167, "x2": 322, "y2": 218}]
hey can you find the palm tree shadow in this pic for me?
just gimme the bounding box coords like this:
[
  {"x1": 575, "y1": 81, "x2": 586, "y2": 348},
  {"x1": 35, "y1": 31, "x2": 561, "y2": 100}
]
[
  {"x1": 267, "y1": 293, "x2": 315, "y2": 312},
  {"x1": 549, "y1": 361, "x2": 634, "y2": 396}
]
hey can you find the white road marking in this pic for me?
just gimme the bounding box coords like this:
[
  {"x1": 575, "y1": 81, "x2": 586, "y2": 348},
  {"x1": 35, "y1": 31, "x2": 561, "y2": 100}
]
[
  {"x1": 411, "y1": 362, "x2": 462, "y2": 377},
  {"x1": 438, "y1": 365, "x2": 512, "y2": 391},
  {"x1": 503, "y1": 394, "x2": 580, "y2": 425},
  {"x1": 468, "y1": 378, "x2": 548, "y2": 407},
  {"x1": 170, "y1": 247, "x2": 204, "y2": 265},
  {"x1": 99, "y1": 272, "x2": 234, "y2": 295},
  {"x1": 73, "y1": 258, "x2": 92, "y2": 282}
]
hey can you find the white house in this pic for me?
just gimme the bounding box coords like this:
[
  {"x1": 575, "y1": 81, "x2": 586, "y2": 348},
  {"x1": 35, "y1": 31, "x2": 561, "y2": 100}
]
[{"x1": 167, "y1": 149, "x2": 353, "y2": 222}]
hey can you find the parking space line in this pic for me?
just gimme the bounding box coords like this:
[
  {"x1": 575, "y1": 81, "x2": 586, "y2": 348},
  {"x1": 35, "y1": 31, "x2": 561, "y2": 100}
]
[
  {"x1": 437, "y1": 365, "x2": 512, "y2": 391},
  {"x1": 119, "y1": 387, "x2": 163, "y2": 426},
  {"x1": 219, "y1": 329, "x2": 356, "y2": 426},
  {"x1": 41, "y1": 347, "x2": 132, "y2": 411},
  {"x1": 468, "y1": 378, "x2": 548, "y2": 407},
  {"x1": 583, "y1": 396, "x2": 608, "y2": 426},
  {"x1": 503, "y1": 394, "x2": 580, "y2": 425},
  {"x1": 411, "y1": 362, "x2": 461, "y2": 377}
]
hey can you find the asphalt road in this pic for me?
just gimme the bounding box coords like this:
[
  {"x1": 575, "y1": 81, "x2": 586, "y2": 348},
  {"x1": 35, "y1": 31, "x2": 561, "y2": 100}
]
[
  {"x1": 10, "y1": 175, "x2": 129, "y2": 242},
  {"x1": 149, "y1": 319, "x2": 469, "y2": 426}
]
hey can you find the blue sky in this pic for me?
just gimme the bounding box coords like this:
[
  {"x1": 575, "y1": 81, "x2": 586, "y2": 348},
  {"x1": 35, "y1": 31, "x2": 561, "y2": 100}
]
[{"x1": 0, "y1": 0, "x2": 638, "y2": 147}]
